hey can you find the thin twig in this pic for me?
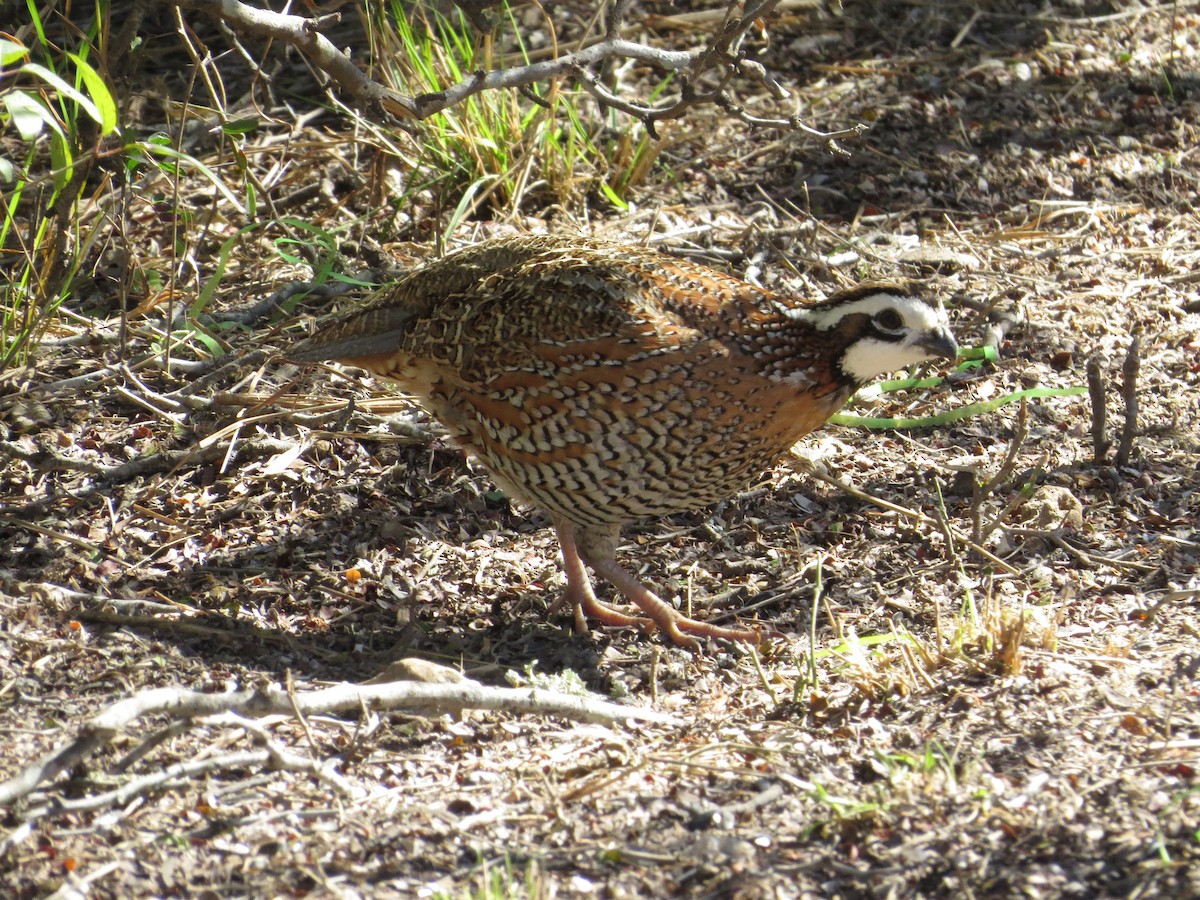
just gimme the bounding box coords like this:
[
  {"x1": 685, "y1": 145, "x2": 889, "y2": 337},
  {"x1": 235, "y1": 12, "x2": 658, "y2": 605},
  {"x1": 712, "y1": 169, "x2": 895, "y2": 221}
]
[
  {"x1": 1002, "y1": 527, "x2": 1159, "y2": 572},
  {"x1": 974, "y1": 399, "x2": 1031, "y2": 545},
  {"x1": 789, "y1": 454, "x2": 1020, "y2": 575}
]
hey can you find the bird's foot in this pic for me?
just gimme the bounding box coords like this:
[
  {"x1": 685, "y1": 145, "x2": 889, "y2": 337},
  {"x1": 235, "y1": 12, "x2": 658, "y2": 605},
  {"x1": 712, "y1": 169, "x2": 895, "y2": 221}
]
[
  {"x1": 588, "y1": 557, "x2": 764, "y2": 652},
  {"x1": 553, "y1": 516, "x2": 765, "y2": 650},
  {"x1": 548, "y1": 584, "x2": 651, "y2": 635},
  {"x1": 642, "y1": 607, "x2": 764, "y2": 653}
]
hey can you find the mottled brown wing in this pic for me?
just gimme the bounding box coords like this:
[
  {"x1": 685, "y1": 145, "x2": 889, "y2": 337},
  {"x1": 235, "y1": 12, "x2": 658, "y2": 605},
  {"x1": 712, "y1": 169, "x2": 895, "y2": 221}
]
[
  {"x1": 289, "y1": 236, "x2": 580, "y2": 362},
  {"x1": 290, "y1": 236, "x2": 750, "y2": 386}
]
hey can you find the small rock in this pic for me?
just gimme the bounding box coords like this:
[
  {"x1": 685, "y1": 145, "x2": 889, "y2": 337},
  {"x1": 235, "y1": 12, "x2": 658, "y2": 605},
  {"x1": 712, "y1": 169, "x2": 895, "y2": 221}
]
[
  {"x1": 898, "y1": 245, "x2": 980, "y2": 272},
  {"x1": 1020, "y1": 485, "x2": 1085, "y2": 531}
]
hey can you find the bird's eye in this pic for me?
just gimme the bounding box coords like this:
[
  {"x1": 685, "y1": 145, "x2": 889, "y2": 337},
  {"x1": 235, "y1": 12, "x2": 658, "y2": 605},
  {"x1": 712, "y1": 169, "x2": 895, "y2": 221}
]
[{"x1": 873, "y1": 309, "x2": 905, "y2": 333}]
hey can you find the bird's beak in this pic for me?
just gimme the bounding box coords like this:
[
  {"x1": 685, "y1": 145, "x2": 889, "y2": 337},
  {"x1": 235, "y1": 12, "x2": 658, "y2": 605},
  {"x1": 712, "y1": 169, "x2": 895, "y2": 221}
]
[{"x1": 919, "y1": 327, "x2": 959, "y2": 362}]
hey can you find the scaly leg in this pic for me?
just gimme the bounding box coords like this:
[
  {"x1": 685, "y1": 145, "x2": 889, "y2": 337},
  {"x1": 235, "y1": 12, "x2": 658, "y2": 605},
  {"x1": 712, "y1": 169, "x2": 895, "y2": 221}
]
[
  {"x1": 563, "y1": 519, "x2": 763, "y2": 650},
  {"x1": 547, "y1": 516, "x2": 650, "y2": 634}
]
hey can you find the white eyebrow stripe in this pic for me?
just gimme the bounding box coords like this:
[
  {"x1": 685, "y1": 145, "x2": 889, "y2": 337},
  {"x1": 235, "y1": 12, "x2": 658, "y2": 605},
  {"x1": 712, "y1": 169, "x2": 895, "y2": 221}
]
[{"x1": 790, "y1": 293, "x2": 945, "y2": 333}]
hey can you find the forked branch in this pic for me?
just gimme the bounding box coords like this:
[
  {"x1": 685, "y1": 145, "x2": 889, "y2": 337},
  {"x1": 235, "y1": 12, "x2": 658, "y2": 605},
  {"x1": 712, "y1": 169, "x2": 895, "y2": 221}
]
[
  {"x1": 167, "y1": 0, "x2": 862, "y2": 142},
  {"x1": 0, "y1": 674, "x2": 675, "y2": 808}
]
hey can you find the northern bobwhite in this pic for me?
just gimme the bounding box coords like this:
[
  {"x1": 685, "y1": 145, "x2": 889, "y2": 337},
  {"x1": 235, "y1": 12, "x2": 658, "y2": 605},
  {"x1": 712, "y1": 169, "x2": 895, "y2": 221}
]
[{"x1": 290, "y1": 235, "x2": 958, "y2": 649}]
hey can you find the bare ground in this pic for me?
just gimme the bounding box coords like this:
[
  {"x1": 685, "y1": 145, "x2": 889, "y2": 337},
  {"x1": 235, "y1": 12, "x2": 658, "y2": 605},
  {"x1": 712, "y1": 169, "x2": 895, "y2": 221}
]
[{"x1": 2, "y1": 1, "x2": 1199, "y2": 897}]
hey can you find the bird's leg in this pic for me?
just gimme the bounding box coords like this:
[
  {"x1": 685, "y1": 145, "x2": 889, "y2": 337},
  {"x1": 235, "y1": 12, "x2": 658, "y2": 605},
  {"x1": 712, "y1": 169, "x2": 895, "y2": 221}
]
[
  {"x1": 570, "y1": 523, "x2": 764, "y2": 651},
  {"x1": 548, "y1": 516, "x2": 651, "y2": 634}
]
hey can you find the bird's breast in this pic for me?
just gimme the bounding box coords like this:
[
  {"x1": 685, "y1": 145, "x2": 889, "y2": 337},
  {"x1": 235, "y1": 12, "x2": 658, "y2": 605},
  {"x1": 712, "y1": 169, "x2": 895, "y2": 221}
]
[{"x1": 419, "y1": 347, "x2": 847, "y2": 525}]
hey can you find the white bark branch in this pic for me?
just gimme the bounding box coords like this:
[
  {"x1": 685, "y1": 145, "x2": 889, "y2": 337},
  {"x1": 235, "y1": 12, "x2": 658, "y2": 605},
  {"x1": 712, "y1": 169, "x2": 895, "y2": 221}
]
[
  {"x1": 164, "y1": 0, "x2": 858, "y2": 140},
  {"x1": 0, "y1": 675, "x2": 676, "y2": 807}
]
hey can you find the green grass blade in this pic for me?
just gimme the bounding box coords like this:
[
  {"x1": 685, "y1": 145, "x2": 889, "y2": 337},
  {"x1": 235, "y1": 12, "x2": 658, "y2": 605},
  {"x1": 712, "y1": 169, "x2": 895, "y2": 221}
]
[
  {"x1": 23, "y1": 0, "x2": 48, "y2": 60},
  {"x1": 21, "y1": 62, "x2": 103, "y2": 128},
  {"x1": 67, "y1": 51, "x2": 118, "y2": 135},
  {"x1": 3, "y1": 90, "x2": 63, "y2": 141},
  {"x1": 131, "y1": 140, "x2": 246, "y2": 214},
  {"x1": 0, "y1": 37, "x2": 28, "y2": 66},
  {"x1": 830, "y1": 386, "x2": 1088, "y2": 430}
]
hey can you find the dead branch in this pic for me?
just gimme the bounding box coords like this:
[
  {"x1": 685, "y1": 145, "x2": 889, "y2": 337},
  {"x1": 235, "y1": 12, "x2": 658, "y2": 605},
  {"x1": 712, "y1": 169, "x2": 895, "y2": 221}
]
[
  {"x1": 981, "y1": 309, "x2": 1023, "y2": 351},
  {"x1": 1001, "y1": 527, "x2": 1159, "y2": 573},
  {"x1": 22, "y1": 746, "x2": 353, "y2": 824},
  {"x1": 0, "y1": 434, "x2": 295, "y2": 503},
  {"x1": 1117, "y1": 335, "x2": 1141, "y2": 467},
  {"x1": 955, "y1": 296, "x2": 1022, "y2": 353},
  {"x1": 167, "y1": 0, "x2": 860, "y2": 140},
  {"x1": 683, "y1": 778, "x2": 785, "y2": 829},
  {"x1": 1087, "y1": 352, "x2": 1109, "y2": 464},
  {"x1": 0, "y1": 674, "x2": 676, "y2": 807},
  {"x1": 170, "y1": 0, "x2": 409, "y2": 118}
]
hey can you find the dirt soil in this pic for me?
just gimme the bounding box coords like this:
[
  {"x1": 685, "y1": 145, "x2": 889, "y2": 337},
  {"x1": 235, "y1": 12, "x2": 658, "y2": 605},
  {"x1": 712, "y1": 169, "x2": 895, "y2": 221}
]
[{"x1": 2, "y1": 0, "x2": 1199, "y2": 897}]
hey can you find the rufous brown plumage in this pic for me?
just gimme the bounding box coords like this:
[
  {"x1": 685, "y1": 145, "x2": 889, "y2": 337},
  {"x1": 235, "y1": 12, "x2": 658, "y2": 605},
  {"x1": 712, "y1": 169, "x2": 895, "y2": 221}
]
[{"x1": 291, "y1": 235, "x2": 958, "y2": 649}]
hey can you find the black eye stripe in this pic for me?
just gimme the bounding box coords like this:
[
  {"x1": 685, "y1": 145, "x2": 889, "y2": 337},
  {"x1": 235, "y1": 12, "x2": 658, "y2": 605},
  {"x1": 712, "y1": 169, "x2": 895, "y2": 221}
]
[{"x1": 873, "y1": 309, "x2": 904, "y2": 332}]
